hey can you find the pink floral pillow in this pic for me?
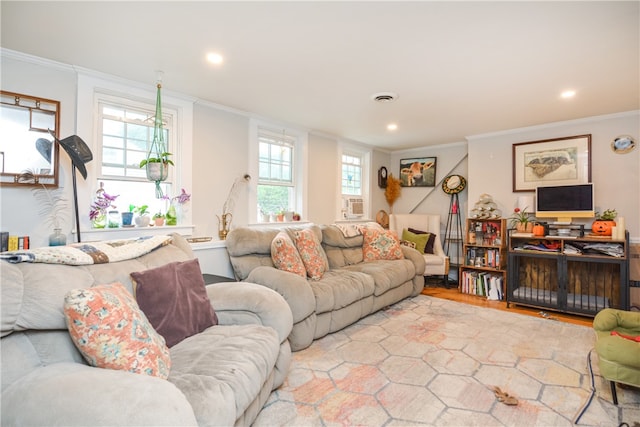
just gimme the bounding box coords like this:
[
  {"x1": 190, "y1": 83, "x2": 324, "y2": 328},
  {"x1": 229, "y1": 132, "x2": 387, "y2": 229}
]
[
  {"x1": 362, "y1": 228, "x2": 405, "y2": 262},
  {"x1": 64, "y1": 282, "x2": 171, "y2": 379},
  {"x1": 271, "y1": 231, "x2": 306, "y2": 277},
  {"x1": 294, "y1": 228, "x2": 329, "y2": 280}
]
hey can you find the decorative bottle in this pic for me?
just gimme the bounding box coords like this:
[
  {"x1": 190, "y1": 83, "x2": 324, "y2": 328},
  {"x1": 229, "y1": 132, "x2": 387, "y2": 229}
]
[
  {"x1": 49, "y1": 228, "x2": 67, "y2": 246},
  {"x1": 166, "y1": 203, "x2": 178, "y2": 226}
]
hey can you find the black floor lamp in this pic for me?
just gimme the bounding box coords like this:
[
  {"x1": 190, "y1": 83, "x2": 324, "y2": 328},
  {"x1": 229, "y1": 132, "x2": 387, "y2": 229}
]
[{"x1": 49, "y1": 130, "x2": 93, "y2": 243}]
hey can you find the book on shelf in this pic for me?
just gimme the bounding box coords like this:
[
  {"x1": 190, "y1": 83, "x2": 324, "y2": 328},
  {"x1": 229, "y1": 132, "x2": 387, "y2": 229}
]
[
  {"x1": 460, "y1": 270, "x2": 503, "y2": 300},
  {"x1": 1, "y1": 232, "x2": 8, "y2": 252},
  {"x1": 8, "y1": 236, "x2": 18, "y2": 251},
  {"x1": 3, "y1": 234, "x2": 30, "y2": 251}
]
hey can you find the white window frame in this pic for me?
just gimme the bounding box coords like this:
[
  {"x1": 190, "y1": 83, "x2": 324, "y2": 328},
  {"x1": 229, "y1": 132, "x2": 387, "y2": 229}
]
[
  {"x1": 248, "y1": 119, "x2": 308, "y2": 223},
  {"x1": 96, "y1": 93, "x2": 177, "y2": 183},
  {"x1": 338, "y1": 142, "x2": 371, "y2": 221},
  {"x1": 76, "y1": 72, "x2": 194, "y2": 233}
]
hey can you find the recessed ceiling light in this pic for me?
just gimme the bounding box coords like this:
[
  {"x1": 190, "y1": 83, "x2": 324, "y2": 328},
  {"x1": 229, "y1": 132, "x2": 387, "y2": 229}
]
[
  {"x1": 371, "y1": 92, "x2": 398, "y2": 103},
  {"x1": 206, "y1": 52, "x2": 224, "y2": 65},
  {"x1": 561, "y1": 90, "x2": 576, "y2": 99},
  {"x1": 387, "y1": 123, "x2": 398, "y2": 131}
]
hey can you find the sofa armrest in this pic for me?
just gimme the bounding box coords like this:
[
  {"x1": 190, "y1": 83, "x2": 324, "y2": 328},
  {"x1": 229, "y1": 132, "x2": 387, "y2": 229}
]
[
  {"x1": 400, "y1": 246, "x2": 426, "y2": 276},
  {"x1": 594, "y1": 308, "x2": 640, "y2": 333},
  {"x1": 246, "y1": 266, "x2": 316, "y2": 324},
  {"x1": 1, "y1": 363, "x2": 197, "y2": 427},
  {"x1": 206, "y1": 281, "x2": 293, "y2": 343}
]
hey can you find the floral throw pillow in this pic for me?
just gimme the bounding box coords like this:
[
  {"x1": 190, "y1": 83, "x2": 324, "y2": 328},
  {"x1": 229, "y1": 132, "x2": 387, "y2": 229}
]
[
  {"x1": 362, "y1": 228, "x2": 405, "y2": 262},
  {"x1": 271, "y1": 231, "x2": 306, "y2": 277},
  {"x1": 294, "y1": 228, "x2": 329, "y2": 280},
  {"x1": 63, "y1": 282, "x2": 171, "y2": 379}
]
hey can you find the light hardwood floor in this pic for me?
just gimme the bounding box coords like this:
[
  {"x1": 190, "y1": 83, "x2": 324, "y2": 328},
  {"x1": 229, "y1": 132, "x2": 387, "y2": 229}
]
[{"x1": 422, "y1": 286, "x2": 594, "y2": 328}]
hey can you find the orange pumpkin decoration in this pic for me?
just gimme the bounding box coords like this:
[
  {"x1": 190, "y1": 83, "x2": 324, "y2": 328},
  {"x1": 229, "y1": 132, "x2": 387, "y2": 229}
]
[
  {"x1": 591, "y1": 220, "x2": 616, "y2": 236},
  {"x1": 532, "y1": 223, "x2": 545, "y2": 237}
]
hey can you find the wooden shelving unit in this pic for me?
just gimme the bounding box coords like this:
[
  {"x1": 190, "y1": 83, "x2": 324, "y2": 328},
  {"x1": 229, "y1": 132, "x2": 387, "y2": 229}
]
[{"x1": 459, "y1": 218, "x2": 507, "y2": 300}]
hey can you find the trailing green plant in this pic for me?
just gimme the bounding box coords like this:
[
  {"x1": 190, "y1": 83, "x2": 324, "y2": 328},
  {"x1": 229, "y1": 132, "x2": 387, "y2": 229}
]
[
  {"x1": 595, "y1": 209, "x2": 617, "y2": 221},
  {"x1": 133, "y1": 204, "x2": 150, "y2": 215},
  {"x1": 139, "y1": 152, "x2": 174, "y2": 168}
]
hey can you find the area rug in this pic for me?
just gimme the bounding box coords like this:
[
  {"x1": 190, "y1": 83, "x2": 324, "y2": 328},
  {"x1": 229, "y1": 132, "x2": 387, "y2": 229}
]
[{"x1": 254, "y1": 295, "x2": 640, "y2": 426}]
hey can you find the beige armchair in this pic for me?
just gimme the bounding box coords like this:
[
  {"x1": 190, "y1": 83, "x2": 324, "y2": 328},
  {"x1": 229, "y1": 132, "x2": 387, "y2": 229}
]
[{"x1": 389, "y1": 213, "x2": 449, "y2": 284}]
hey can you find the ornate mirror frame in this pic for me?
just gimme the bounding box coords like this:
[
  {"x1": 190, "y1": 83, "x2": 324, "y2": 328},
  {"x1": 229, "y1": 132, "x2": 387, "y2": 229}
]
[{"x1": 0, "y1": 90, "x2": 60, "y2": 187}]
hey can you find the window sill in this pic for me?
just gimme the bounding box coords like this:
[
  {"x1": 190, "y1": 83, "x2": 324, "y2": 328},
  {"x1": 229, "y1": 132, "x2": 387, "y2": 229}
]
[
  {"x1": 247, "y1": 221, "x2": 311, "y2": 227},
  {"x1": 74, "y1": 225, "x2": 195, "y2": 242},
  {"x1": 334, "y1": 218, "x2": 374, "y2": 223}
]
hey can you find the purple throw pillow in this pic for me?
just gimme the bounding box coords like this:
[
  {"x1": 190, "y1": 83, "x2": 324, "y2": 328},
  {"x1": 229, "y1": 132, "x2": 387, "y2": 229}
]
[
  {"x1": 131, "y1": 258, "x2": 218, "y2": 347},
  {"x1": 408, "y1": 227, "x2": 437, "y2": 254}
]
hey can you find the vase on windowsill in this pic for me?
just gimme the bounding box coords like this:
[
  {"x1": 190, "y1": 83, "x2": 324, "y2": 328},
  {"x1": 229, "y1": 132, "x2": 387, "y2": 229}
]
[
  {"x1": 165, "y1": 203, "x2": 178, "y2": 226},
  {"x1": 49, "y1": 228, "x2": 67, "y2": 246},
  {"x1": 92, "y1": 213, "x2": 107, "y2": 229}
]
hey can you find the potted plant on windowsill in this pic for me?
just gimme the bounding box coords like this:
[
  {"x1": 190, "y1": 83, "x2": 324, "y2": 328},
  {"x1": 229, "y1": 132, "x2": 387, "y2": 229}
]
[
  {"x1": 133, "y1": 204, "x2": 151, "y2": 227},
  {"x1": 152, "y1": 211, "x2": 165, "y2": 226}
]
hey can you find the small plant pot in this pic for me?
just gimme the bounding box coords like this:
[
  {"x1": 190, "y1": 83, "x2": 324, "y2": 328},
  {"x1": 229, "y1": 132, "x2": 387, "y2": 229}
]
[
  {"x1": 146, "y1": 162, "x2": 169, "y2": 182},
  {"x1": 135, "y1": 215, "x2": 151, "y2": 227},
  {"x1": 121, "y1": 212, "x2": 133, "y2": 226},
  {"x1": 516, "y1": 222, "x2": 533, "y2": 233},
  {"x1": 154, "y1": 217, "x2": 165, "y2": 226}
]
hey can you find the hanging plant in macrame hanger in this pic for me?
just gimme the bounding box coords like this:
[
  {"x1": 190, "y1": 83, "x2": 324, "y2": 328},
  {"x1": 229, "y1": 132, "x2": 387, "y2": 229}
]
[{"x1": 139, "y1": 73, "x2": 173, "y2": 198}]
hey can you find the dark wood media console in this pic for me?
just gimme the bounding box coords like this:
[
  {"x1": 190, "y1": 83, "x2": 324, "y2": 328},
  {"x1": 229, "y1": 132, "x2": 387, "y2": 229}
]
[{"x1": 507, "y1": 230, "x2": 629, "y2": 317}]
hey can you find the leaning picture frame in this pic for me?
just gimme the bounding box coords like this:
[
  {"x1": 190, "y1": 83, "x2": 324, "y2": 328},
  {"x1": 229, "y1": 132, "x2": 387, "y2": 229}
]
[
  {"x1": 512, "y1": 134, "x2": 591, "y2": 192},
  {"x1": 399, "y1": 157, "x2": 437, "y2": 187}
]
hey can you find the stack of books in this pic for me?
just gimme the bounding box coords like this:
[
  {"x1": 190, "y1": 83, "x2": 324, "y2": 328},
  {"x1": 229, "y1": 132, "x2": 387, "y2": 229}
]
[{"x1": 1, "y1": 232, "x2": 30, "y2": 251}]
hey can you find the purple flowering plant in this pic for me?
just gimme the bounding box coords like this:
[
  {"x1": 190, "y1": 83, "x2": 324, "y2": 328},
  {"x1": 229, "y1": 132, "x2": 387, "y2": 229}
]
[
  {"x1": 89, "y1": 185, "x2": 119, "y2": 220},
  {"x1": 164, "y1": 188, "x2": 191, "y2": 205}
]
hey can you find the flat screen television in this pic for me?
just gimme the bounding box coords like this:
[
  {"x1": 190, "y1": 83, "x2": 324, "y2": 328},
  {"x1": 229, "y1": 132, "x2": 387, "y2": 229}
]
[{"x1": 535, "y1": 183, "x2": 594, "y2": 224}]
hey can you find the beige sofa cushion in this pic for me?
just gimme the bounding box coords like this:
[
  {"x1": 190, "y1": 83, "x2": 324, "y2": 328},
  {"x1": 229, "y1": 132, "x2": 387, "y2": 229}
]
[{"x1": 169, "y1": 324, "x2": 280, "y2": 426}]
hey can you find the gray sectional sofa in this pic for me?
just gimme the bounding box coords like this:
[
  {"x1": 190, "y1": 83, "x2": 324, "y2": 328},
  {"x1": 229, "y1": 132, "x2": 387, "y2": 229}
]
[
  {"x1": 1, "y1": 233, "x2": 293, "y2": 426},
  {"x1": 226, "y1": 224, "x2": 426, "y2": 351}
]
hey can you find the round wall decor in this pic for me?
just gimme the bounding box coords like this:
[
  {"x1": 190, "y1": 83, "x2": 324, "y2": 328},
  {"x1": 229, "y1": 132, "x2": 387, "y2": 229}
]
[
  {"x1": 442, "y1": 174, "x2": 466, "y2": 194},
  {"x1": 611, "y1": 135, "x2": 636, "y2": 154}
]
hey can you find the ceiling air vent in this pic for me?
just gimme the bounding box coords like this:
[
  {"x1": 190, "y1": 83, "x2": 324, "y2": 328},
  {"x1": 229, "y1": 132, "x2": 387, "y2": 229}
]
[{"x1": 371, "y1": 92, "x2": 398, "y2": 103}]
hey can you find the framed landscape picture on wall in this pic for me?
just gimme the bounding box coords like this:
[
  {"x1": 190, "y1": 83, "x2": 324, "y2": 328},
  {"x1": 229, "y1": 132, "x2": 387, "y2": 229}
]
[
  {"x1": 512, "y1": 134, "x2": 591, "y2": 192},
  {"x1": 399, "y1": 157, "x2": 437, "y2": 187}
]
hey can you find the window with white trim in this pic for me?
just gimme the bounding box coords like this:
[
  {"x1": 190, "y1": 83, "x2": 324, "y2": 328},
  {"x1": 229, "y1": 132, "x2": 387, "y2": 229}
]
[
  {"x1": 94, "y1": 94, "x2": 177, "y2": 215},
  {"x1": 341, "y1": 154, "x2": 362, "y2": 196},
  {"x1": 339, "y1": 144, "x2": 370, "y2": 220},
  {"x1": 257, "y1": 127, "x2": 296, "y2": 217}
]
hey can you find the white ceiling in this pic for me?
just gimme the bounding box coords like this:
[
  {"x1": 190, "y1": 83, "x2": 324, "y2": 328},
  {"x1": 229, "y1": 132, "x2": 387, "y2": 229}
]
[{"x1": 1, "y1": 1, "x2": 638, "y2": 150}]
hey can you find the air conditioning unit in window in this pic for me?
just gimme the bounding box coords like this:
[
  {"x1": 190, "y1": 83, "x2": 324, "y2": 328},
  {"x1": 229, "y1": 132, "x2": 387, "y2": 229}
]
[{"x1": 346, "y1": 198, "x2": 364, "y2": 218}]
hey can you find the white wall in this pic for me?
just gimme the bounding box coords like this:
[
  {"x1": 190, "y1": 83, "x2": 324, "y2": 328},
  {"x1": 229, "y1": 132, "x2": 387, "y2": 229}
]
[
  {"x1": 467, "y1": 111, "x2": 640, "y2": 240},
  {"x1": 307, "y1": 133, "x2": 339, "y2": 224},
  {"x1": 192, "y1": 103, "x2": 250, "y2": 238},
  {"x1": 1, "y1": 54, "x2": 78, "y2": 247},
  {"x1": 389, "y1": 142, "x2": 469, "y2": 230}
]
